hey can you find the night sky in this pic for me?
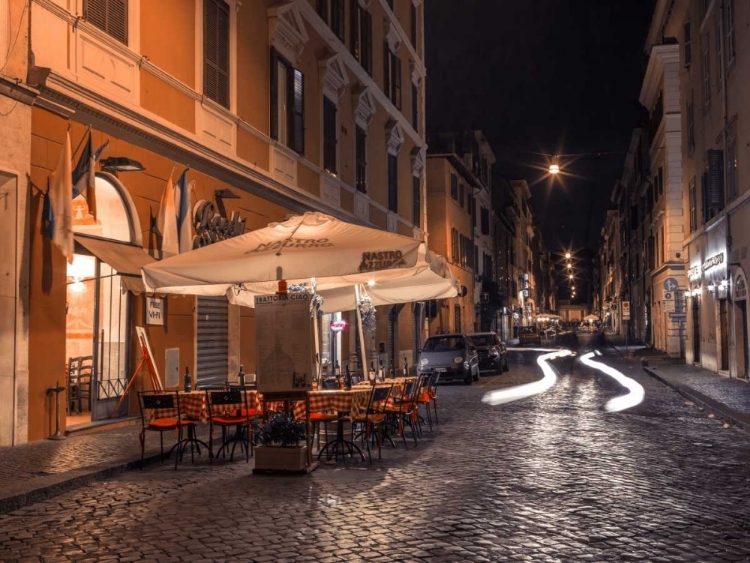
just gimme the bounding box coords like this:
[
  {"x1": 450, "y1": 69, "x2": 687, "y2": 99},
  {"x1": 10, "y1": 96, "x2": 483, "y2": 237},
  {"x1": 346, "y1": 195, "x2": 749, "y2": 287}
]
[{"x1": 425, "y1": 1, "x2": 655, "y2": 260}]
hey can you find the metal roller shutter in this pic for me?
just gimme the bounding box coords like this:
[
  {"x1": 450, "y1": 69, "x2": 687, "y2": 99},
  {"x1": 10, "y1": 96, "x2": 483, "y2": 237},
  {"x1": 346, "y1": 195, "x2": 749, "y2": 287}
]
[{"x1": 197, "y1": 296, "x2": 228, "y2": 387}]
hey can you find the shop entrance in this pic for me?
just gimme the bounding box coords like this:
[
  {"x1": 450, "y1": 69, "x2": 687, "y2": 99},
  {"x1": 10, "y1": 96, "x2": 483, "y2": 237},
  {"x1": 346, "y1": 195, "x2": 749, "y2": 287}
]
[
  {"x1": 67, "y1": 174, "x2": 138, "y2": 425},
  {"x1": 692, "y1": 297, "x2": 701, "y2": 363},
  {"x1": 720, "y1": 299, "x2": 729, "y2": 371}
]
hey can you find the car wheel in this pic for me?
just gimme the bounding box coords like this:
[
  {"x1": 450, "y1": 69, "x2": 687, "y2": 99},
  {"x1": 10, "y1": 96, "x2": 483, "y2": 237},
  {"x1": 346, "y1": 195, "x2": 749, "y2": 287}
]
[{"x1": 473, "y1": 370, "x2": 480, "y2": 382}]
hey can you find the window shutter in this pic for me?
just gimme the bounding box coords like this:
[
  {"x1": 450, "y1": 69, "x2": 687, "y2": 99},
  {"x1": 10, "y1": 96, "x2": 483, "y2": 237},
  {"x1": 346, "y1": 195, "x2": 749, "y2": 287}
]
[
  {"x1": 388, "y1": 153, "x2": 398, "y2": 213},
  {"x1": 270, "y1": 48, "x2": 278, "y2": 140},
  {"x1": 84, "y1": 0, "x2": 128, "y2": 44},
  {"x1": 707, "y1": 149, "x2": 724, "y2": 210},
  {"x1": 350, "y1": 0, "x2": 360, "y2": 59},
  {"x1": 363, "y1": 11, "x2": 372, "y2": 74},
  {"x1": 411, "y1": 83, "x2": 418, "y2": 130},
  {"x1": 323, "y1": 97, "x2": 337, "y2": 174},
  {"x1": 317, "y1": 0, "x2": 328, "y2": 23},
  {"x1": 204, "y1": 0, "x2": 230, "y2": 109},
  {"x1": 383, "y1": 42, "x2": 391, "y2": 98},
  {"x1": 332, "y1": 0, "x2": 345, "y2": 41},
  {"x1": 410, "y1": 3, "x2": 417, "y2": 46},
  {"x1": 412, "y1": 176, "x2": 420, "y2": 226},
  {"x1": 356, "y1": 126, "x2": 367, "y2": 193},
  {"x1": 393, "y1": 54, "x2": 402, "y2": 109},
  {"x1": 701, "y1": 172, "x2": 710, "y2": 222},
  {"x1": 684, "y1": 22, "x2": 692, "y2": 67},
  {"x1": 291, "y1": 69, "x2": 305, "y2": 155}
]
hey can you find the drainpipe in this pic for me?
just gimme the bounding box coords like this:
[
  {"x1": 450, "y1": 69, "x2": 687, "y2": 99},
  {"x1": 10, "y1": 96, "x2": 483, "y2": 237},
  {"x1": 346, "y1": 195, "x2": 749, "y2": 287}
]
[{"x1": 719, "y1": 0, "x2": 735, "y2": 376}]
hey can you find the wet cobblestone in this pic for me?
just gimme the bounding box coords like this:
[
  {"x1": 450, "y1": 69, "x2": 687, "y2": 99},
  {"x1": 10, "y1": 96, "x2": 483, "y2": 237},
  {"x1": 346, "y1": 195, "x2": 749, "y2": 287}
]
[{"x1": 2, "y1": 346, "x2": 750, "y2": 562}]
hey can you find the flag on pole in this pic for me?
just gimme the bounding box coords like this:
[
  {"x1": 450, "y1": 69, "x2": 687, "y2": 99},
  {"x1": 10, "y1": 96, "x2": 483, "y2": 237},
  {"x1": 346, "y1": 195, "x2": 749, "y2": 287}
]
[
  {"x1": 71, "y1": 135, "x2": 109, "y2": 219},
  {"x1": 174, "y1": 168, "x2": 193, "y2": 253},
  {"x1": 156, "y1": 171, "x2": 179, "y2": 257},
  {"x1": 48, "y1": 131, "x2": 75, "y2": 263}
]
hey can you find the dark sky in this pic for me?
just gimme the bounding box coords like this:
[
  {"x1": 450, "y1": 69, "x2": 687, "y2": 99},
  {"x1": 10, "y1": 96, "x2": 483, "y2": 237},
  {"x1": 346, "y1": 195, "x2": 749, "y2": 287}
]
[{"x1": 425, "y1": 1, "x2": 655, "y2": 258}]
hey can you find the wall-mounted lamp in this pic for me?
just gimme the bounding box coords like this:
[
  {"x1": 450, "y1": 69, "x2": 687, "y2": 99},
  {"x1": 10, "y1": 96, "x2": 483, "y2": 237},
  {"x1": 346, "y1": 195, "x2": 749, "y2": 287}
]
[
  {"x1": 684, "y1": 290, "x2": 691, "y2": 298},
  {"x1": 100, "y1": 157, "x2": 145, "y2": 172},
  {"x1": 719, "y1": 279, "x2": 728, "y2": 289},
  {"x1": 708, "y1": 283, "x2": 716, "y2": 293}
]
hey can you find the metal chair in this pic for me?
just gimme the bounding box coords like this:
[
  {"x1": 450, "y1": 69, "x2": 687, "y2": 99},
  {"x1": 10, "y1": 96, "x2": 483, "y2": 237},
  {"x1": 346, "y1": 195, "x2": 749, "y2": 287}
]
[
  {"x1": 206, "y1": 388, "x2": 253, "y2": 463},
  {"x1": 352, "y1": 384, "x2": 393, "y2": 463},
  {"x1": 137, "y1": 390, "x2": 197, "y2": 470}
]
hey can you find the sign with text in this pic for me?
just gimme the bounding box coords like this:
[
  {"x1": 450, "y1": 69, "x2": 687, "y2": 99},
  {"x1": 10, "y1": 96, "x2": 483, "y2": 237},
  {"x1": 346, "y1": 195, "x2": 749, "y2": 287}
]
[
  {"x1": 254, "y1": 293, "x2": 314, "y2": 394},
  {"x1": 622, "y1": 300, "x2": 631, "y2": 320},
  {"x1": 663, "y1": 299, "x2": 675, "y2": 313},
  {"x1": 145, "y1": 297, "x2": 164, "y2": 326}
]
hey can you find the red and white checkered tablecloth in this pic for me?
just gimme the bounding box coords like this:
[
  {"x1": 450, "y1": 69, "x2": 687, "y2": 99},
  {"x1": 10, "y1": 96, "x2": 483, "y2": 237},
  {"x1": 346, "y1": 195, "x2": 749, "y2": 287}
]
[
  {"x1": 150, "y1": 390, "x2": 262, "y2": 423},
  {"x1": 293, "y1": 389, "x2": 372, "y2": 420}
]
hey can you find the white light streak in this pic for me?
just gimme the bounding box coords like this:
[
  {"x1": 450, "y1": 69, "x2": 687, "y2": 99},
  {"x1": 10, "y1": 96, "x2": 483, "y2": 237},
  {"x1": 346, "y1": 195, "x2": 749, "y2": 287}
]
[
  {"x1": 580, "y1": 351, "x2": 645, "y2": 412},
  {"x1": 481, "y1": 349, "x2": 572, "y2": 406}
]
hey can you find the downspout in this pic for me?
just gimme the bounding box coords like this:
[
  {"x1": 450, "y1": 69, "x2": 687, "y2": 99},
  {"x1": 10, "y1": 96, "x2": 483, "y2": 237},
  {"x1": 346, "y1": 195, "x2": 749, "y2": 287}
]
[{"x1": 719, "y1": 0, "x2": 735, "y2": 376}]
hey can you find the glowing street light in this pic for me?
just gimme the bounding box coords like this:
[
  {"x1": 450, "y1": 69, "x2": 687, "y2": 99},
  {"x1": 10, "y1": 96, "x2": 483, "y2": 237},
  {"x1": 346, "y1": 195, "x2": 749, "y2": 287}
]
[
  {"x1": 549, "y1": 163, "x2": 560, "y2": 174},
  {"x1": 565, "y1": 252, "x2": 571, "y2": 260},
  {"x1": 569, "y1": 274, "x2": 574, "y2": 280}
]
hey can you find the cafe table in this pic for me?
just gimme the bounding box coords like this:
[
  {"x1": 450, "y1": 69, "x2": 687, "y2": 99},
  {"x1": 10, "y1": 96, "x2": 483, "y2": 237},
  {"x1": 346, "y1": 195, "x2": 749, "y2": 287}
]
[{"x1": 295, "y1": 388, "x2": 371, "y2": 462}]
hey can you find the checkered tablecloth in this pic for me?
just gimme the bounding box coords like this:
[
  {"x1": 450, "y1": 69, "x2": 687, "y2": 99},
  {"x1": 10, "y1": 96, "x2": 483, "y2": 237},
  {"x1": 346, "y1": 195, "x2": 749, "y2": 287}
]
[
  {"x1": 293, "y1": 389, "x2": 372, "y2": 420},
  {"x1": 150, "y1": 390, "x2": 262, "y2": 423}
]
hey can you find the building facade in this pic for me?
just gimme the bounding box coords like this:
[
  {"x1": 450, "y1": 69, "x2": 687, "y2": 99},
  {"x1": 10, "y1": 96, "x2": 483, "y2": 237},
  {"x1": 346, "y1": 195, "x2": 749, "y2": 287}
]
[{"x1": 7, "y1": 0, "x2": 427, "y2": 444}]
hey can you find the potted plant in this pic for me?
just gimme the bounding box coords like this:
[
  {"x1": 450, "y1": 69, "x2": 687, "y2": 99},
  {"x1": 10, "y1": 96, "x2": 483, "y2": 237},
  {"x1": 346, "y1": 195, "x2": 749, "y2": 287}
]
[{"x1": 253, "y1": 414, "x2": 309, "y2": 474}]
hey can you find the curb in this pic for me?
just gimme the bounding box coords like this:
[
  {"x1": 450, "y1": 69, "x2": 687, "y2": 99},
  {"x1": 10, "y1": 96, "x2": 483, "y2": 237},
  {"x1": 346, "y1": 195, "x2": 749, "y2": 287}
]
[
  {"x1": 642, "y1": 366, "x2": 750, "y2": 433},
  {"x1": 0, "y1": 452, "x2": 167, "y2": 515}
]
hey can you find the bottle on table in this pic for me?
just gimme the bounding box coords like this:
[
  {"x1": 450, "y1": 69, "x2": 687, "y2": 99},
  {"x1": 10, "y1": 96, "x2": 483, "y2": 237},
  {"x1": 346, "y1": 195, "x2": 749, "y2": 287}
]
[
  {"x1": 238, "y1": 364, "x2": 245, "y2": 387},
  {"x1": 184, "y1": 367, "x2": 192, "y2": 392}
]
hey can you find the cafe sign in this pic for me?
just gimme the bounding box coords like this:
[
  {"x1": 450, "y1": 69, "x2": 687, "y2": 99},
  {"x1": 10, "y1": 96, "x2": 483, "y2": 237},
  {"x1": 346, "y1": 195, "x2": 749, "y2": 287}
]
[
  {"x1": 145, "y1": 297, "x2": 164, "y2": 326},
  {"x1": 702, "y1": 252, "x2": 724, "y2": 272},
  {"x1": 688, "y1": 265, "x2": 701, "y2": 281},
  {"x1": 193, "y1": 199, "x2": 247, "y2": 248}
]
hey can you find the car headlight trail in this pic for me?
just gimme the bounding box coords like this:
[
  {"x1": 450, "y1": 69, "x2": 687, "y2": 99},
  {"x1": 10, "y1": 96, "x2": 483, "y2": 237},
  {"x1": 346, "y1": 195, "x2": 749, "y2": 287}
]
[
  {"x1": 481, "y1": 349, "x2": 572, "y2": 406},
  {"x1": 580, "y1": 351, "x2": 645, "y2": 412}
]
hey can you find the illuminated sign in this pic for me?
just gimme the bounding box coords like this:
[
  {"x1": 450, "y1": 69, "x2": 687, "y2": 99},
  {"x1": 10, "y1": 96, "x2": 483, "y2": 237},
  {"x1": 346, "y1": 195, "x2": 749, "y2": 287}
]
[
  {"x1": 330, "y1": 320, "x2": 348, "y2": 332},
  {"x1": 701, "y1": 252, "x2": 724, "y2": 272},
  {"x1": 688, "y1": 266, "x2": 701, "y2": 281}
]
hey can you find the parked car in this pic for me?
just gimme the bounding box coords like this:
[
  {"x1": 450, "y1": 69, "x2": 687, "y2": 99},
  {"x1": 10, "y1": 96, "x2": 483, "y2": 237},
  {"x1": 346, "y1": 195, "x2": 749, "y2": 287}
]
[
  {"x1": 417, "y1": 334, "x2": 480, "y2": 385},
  {"x1": 518, "y1": 326, "x2": 542, "y2": 346},
  {"x1": 467, "y1": 332, "x2": 509, "y2": 375}
]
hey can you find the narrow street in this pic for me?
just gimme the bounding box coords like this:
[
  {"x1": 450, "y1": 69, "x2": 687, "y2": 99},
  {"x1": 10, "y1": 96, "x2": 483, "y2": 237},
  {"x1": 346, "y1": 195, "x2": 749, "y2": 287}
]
[{"x1": 2, "y1": 337, "x2": 750, "y2": 562}]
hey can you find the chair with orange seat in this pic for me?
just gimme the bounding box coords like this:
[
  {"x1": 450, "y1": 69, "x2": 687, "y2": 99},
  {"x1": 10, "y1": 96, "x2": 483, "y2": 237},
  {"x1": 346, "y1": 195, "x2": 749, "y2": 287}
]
[
  {"x1": 351, "y1": 384, "x2": 393, "y2": 463},
  {"x1": 309, "y1": 378, "x2": 340, "y2": 451},
  {"x1": 206, "y1": 388, "x2": 254, "y2": 463},
  {"x1": 138, "y1": 390, "x2": 197, "y2": 470},
  {"x1": 383, "y1": 376, "x2": 422, "y2": 449}
]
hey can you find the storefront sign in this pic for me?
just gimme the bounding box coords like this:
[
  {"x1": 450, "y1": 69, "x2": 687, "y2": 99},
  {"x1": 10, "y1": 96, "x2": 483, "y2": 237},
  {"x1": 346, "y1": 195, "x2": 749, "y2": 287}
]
[
  {"x1": 359, "y1": 250, "x2": 406, "y2": 272},
  {"x1": 145, "y1": 297, "x2": 164, "y2": 326},
  {"x1": 255, "y1": 293, "x2": 314, "y2": 393},
  {"x1": 193, "y1": 200, "x2": 247, "y2": 248},
  {"x1": 688, "y1": 265, "x2": 701, "y2": 281},
  {"x1": 702, "y1": 252, "x2": 724, "y2": 272},
  {"x1": 330, "y1": 320, "x2": 348, "y2": 332}
]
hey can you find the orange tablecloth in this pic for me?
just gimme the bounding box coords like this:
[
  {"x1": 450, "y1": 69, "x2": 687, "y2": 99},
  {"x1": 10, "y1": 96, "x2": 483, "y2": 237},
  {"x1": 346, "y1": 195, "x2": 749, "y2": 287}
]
[{"x1": 294, "y1": 389, "x2": 372, "y2": 420}]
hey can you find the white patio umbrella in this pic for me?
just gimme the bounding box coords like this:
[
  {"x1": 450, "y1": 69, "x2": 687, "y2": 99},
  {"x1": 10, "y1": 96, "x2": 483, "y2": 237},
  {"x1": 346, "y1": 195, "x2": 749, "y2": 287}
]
[
  {"x1": 142, "y1": 212, "x2": 422, "y2": 293},
  {"x1": 584, "y1": 314, "x2": 600, "y2": 322}
]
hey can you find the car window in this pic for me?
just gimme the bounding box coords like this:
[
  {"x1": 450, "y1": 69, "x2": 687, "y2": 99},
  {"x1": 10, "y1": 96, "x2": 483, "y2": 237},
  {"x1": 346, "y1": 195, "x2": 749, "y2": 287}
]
[
  {"x1": 423, "y1": 336, "x2": 465, "y2": 351},
  {"x1": 468, "y1": 334, "x2": 498, "y2": 346}
]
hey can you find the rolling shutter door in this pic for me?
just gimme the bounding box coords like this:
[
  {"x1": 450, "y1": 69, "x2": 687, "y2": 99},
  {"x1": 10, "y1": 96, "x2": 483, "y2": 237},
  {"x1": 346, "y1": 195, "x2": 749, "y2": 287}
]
[{"x1": 197, "y1": 296, "x2": 228, "y2": 387}]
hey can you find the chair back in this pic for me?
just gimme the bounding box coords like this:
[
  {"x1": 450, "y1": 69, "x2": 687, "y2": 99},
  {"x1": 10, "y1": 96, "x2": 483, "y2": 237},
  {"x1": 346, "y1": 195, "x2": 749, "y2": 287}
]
[
  {"x1": 138, "y1": 391, "x2": 181, "y2": 426},
  {"x1": 207, "y1": 388, "x2": 247, "y2": 419},
  {"x1": 369, "y1": 385, "x2": 392, "y2": 414}
]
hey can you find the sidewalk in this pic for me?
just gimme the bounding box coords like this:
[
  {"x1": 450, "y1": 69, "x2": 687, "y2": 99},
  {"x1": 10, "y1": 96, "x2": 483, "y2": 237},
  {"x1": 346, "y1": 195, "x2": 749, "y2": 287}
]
[
  {"x1": 0, "y1": 423, "x2": 214, "y2": 515},
  {"x1": 604, "y1": 334, "x2": 750, "y2": 431}
]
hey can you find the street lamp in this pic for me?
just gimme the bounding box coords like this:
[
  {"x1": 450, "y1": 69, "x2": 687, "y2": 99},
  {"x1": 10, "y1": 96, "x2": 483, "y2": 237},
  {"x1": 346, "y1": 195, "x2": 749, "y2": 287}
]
[{"x1": 565, "y1": 252, "x2": 571, "y2": 260}]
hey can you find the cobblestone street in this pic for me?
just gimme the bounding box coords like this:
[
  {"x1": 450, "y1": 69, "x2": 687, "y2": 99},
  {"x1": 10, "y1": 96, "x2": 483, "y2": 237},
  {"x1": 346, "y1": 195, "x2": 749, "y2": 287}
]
[{"x1": 3, "y1": 340, "x2": 750, "y2": 562}]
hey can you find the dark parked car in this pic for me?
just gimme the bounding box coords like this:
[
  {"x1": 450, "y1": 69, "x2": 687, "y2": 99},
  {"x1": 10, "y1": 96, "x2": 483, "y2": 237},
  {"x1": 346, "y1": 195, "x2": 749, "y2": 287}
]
[
  {"x1": 417, "y1": 334, "x2": 480, "y2": 385},
  {"x1": 467, "y1": 332, "x2": 509, "y2": 375},
  {"x1": 518, "y1": 325, "x2": 542, "y2": 346}
]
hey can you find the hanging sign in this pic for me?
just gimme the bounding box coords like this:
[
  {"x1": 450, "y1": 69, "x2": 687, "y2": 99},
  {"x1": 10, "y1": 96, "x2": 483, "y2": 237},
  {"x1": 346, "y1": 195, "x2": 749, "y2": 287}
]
[
  {"x1": 145, "y1": 297, "x2": 164, "y2": 326},
  {"x1": 622, "y1": 300, "x2": 631, "y2": 320},
  {"x1": 330, "y1": 320, "x2": 349, "y2": 332},
  {"x1": 193, "y1": 200, "x2": 247, "y2": 249}
]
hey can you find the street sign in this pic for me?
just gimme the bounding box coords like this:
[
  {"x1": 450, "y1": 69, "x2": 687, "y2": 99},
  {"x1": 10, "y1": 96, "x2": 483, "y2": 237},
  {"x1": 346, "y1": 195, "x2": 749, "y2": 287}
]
[
  {"x1": 663, "y1": 299, "x2": 675, "y2": 313},
  {"x1": 663, "y1": 291, "x2": 673, "y2": 301},
  {"x1": 622, "y1": 301, "x2": 631, "y2": 320},
  {"x1": 663, "y1": 277, "x2": 679, "y2": 292}
]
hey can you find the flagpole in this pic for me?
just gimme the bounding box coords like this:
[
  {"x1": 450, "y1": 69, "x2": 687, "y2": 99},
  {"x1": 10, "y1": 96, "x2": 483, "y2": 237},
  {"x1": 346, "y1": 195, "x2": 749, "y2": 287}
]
[{"x1": 71, "y1": 125, "x2": 92, "y2": 161}]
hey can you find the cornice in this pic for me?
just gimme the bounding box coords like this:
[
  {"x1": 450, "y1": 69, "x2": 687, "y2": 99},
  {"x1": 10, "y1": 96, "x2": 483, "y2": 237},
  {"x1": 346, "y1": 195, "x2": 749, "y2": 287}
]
[{"x1": 639, "y1": 44, "x2": 680, "y2": 109}]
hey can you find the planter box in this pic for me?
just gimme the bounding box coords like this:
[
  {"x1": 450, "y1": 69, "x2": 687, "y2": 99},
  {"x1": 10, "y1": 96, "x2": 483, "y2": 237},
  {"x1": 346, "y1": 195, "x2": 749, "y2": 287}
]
[{"x1": 253, "y1": 445, "x2": 311, "y2": 475}]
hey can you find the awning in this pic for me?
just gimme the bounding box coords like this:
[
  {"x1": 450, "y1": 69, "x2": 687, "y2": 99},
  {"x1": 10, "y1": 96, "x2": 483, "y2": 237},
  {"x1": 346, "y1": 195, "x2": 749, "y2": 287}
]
[{"x1": 74, "y1": 235, "x2": 156, "y2": 293}]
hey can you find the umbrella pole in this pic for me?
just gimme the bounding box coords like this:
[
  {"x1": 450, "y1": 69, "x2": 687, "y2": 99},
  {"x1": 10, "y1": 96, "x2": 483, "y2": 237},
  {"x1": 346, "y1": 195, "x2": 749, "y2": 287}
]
[{"x1": 354, "y1": 284, "x2": 368, "y2": 381}]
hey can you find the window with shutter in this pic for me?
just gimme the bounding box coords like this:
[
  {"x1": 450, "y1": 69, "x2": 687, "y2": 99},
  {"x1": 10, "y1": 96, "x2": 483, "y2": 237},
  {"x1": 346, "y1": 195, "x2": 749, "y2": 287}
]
[
  {"x1": 350, "y1": 3, "x2": 372, "y2": 74},
  {"x1": 687, "y1": 91, "x2": 695, "y2": 153},
  {"x1": 459, "y1": 183, "x2": 465, "y2": 208},
  {"x1": 323, "y1": 96, "x2": 337, "y2": 174},
  {"x1": 355, "y1": 126, "x2": 367, "y2": 193},
  {"x1": 707, "y1": 149, "x2": 724, "y2": 216},
  {"x1": 689, "y1": 177, "x2": 697, "y2": 232},
  {"x1": 270, "y1": 49, "x2": 305, "y2": 156},
  {"x1": 411, "y1": 83, "x2": 418, "y2": 131},
  {"x1": 392, "y1": 54, "x2": 402, "y2": 110},
  {"x1": 412, "y1": 176, "x2": 420, "y2": 226},
  {"x1": 84, "y1": 0, "x2": 128, "y2": 44},
  {"x1": 331, "y1": 0, "x2": 345, "y2": 41},
  {"x1": 388, "y1": 153, "x2": 398, "y2": 213},
  {"x1": 410, "y1": 3, "x2": 417, "y2": 46},
  {"x1": 684, "y1": 21, "x2": 691, "y2": 68},
  {"x1": 701, "y1": 32, "x2": 710, "y2": 106},
  {"x1": 317, "y1": 0, "x2": 328, "y2": 23},
  {"x1": 450, "y1": 174, "x2": 458, "y2": 200},
  {"x1": 726, "y1": 0, "x2": 735, "y2": 64},
  {"x1": 481, "y1": 207, "x2": 490, "y2": 235},
  {"x1": 204, "y1": 0, "x2": 230, "y2": 109},
  {"x1": 383, "y1": 42, "x2": 391, "y2": 99}
]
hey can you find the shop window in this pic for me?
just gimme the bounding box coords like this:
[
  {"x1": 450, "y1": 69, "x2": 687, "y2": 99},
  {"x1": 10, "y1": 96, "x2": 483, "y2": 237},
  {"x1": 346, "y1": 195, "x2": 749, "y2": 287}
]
[
  {"x1": 204, "y1": 0, "x2": 230, "y2": 109},
  {"x1": 84, "y1": 0, "x2": 128, "y2": 45}
]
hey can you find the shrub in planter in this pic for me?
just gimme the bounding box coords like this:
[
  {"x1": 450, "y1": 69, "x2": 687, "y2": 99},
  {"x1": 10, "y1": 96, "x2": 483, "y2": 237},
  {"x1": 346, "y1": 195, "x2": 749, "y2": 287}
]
[{"x1": 254, "y1": 414, "x2": 309, "y2": 474}]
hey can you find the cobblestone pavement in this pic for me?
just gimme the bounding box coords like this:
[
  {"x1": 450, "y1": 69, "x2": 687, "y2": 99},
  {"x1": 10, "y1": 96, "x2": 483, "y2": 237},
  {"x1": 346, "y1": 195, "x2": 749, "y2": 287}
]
[{"x1": 3, "y1": 339, "x2": 750, "y2": 562}]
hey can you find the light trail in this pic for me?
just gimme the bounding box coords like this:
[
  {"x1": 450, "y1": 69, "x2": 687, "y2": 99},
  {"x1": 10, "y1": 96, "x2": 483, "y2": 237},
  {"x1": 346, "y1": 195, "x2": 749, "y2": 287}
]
[
  {"x1": 580, "y1": 351, "x2": 645, "y2": 412},
  {"x1": 505, "y1": 347, "x2": 564, "y2": 353},
  {"x1": 481, "y1": 349, "x2": 572, "y2": 406}
]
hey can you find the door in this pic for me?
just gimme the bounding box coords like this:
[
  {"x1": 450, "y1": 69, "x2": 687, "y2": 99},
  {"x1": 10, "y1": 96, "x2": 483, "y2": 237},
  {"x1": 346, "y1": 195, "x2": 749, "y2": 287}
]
[
  {"x1": 196, "y1": 296, "x2": 229, "y2": 387},
  {"x1": 720, "y1": 299, "x2": 729, "y2": 371},
  {"x1": 692, "y1": 297, "x2": 701, "y2": 362}
]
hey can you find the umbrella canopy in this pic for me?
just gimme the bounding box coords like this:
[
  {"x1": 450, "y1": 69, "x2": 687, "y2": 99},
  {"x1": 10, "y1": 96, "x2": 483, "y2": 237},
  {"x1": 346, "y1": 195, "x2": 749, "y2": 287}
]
[
  {"x1": 142, "y1": 212, "x2": 422, "y2": 293},
  {"x1": 584, "y1": 314, "x2": 600, "y2": 322},
  {"x1": 227, "y1": 246, "x2": 458, "y2": 312}
]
